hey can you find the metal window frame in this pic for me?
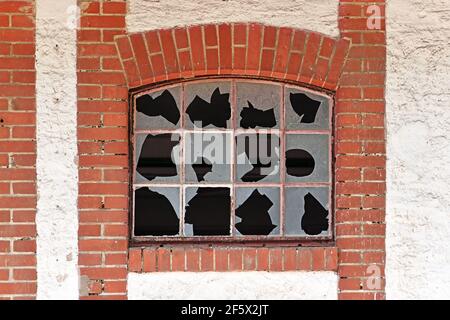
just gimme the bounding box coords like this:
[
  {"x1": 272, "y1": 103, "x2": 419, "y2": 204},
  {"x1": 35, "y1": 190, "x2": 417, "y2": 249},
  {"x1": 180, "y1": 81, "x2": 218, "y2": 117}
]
[{"x1": 128, "y1": 76, "x2": 335, "y2": 246}]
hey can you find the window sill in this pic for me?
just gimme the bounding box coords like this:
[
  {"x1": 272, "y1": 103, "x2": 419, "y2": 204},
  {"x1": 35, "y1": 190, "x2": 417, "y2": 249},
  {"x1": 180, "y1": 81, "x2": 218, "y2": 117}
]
[{"x1": 128, "y1": 246, "x2": 338, "y2": 273}]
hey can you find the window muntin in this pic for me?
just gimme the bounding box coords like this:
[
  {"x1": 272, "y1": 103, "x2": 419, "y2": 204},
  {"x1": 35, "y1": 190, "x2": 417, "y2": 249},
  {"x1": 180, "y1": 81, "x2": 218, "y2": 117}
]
[{"x1": 131, "y1": 79, "x2": 333, "y2": 242}]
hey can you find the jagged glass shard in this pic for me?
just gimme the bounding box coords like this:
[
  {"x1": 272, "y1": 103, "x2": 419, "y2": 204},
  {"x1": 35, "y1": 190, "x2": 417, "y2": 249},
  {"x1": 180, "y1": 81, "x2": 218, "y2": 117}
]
[
  {"x1": 285, "y1": 87, "x2": 330, "y2": 130},
  {"x1": 289, "y1": 92, "x2": 321, "y2": 123},
  {"x1": 235, "y1": 133, "x2": 280, "y2": 183},
  {"x1": 284, "y1": 187, "x2": 329, "y2": 236},
  {"x1": 192, "y1": 157, "x2": 212, "y2": 182},
  {"x1": 240, "y1": 102, "x2": 276, "y2": 129},
  {"x1": 134, "y1": 187, "x2": 180, "y2": 236},
  {"x1": 184, "y1": 187, "x2": 231, "y2": 236},
  {"x1": 136, "y1": 86, "x2": 181, "y2": 129},
  {"x1": 236, "y1": 82, "x2": 280, "y2": 129},
  {"x1": 185, "y1": 82, "x2": 231, "y2": 128},
  {"x1": 235, "y1": 189, "x2": 278, "y2": 235},
  {"x1": 135, "y1": 133, "x2": 180, "y2": 183},
  {"x1": 285, "y1": 134, "x2": 329, "y2": 183}
]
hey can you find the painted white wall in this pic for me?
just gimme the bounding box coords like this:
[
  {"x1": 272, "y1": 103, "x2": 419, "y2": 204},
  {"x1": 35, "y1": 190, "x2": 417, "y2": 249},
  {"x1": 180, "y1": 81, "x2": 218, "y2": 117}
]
[
  {"x1": 386, "y1": 0, "x2": 450, "y2": 299},
  {"x1": 36, "y1": 0, "x2": 79, "y2": 299},
  {"x1": 128, "y1": 272, "x2": 338, "y2": 299},
  {"x1": 127, "y1": 0, "x2": 339, "y2": 37}
]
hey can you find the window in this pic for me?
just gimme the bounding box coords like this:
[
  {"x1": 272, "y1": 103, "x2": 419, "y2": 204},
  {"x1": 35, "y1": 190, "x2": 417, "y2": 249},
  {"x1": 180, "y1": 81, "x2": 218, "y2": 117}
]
[{"x1": 131, "y1": 78, "x2": 333, "y2": 243}]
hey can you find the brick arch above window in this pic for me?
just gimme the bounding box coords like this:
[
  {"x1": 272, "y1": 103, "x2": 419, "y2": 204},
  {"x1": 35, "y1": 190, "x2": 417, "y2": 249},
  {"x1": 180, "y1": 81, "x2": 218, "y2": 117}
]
[{"x1": 114, "y1": 23, "x2": 351, "y2": 91}]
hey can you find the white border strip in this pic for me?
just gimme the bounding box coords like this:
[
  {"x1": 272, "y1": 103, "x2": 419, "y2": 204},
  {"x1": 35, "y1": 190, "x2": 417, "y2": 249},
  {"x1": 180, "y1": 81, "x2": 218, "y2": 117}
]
[
  {"x1": 127, "y1": 0, "x2": 339, "y2": 37},
  {"x1": 128, "y1": 272, "x2": 338, "y2": 300},
  {"x1": 36, "y1": 0, "x2": 79, "y2": 299}
]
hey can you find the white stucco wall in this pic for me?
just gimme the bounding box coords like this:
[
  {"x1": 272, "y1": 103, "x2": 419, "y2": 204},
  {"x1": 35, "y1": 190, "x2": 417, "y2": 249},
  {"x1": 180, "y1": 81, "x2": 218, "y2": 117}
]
[
  {"x1": 36, "y1": 0, "x2": 79, "y2": 299},
  {"x1": 386, "y1": 0, "x2": 450, "y2": 299},
  {"x1": 127, "y1": 0, "x2": 339, "y2": 37},
  {"x1": 128, "y1": 272, "x2": 338, "y2": 300}
]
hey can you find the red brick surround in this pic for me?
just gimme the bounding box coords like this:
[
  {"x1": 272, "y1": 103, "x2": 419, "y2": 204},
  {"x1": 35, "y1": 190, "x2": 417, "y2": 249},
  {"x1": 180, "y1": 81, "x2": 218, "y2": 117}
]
[{"x1": 77, "y1": 0, "x2": 386, "y2": 300}]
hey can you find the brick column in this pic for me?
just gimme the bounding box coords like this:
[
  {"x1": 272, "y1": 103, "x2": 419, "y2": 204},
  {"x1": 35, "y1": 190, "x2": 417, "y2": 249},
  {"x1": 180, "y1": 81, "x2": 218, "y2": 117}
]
[
  {"x1": 77, "y1": 0, "x2": 128, "y2": 299},
  {"x1": 0, "y1": 0, "x2": 37, "y2": 299},
  {"x1": 336, "y1": 0, "x2": 386, "y2": 299}
]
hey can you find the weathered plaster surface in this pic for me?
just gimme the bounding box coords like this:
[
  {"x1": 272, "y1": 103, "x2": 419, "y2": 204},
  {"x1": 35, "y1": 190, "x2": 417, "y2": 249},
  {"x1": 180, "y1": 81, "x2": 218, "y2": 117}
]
[
  {"x1": 386, "y1": 0, "x2": 450, "y2": 299},
  {"x1": 36, "y1": 0, "x2": 79, "y2": 299},
  {"x1": 128, "y1": 272, "x2": 338, "y2": 299},
  {"x1": 127, "y1": 0, "x2": 339, "y2": 37}
]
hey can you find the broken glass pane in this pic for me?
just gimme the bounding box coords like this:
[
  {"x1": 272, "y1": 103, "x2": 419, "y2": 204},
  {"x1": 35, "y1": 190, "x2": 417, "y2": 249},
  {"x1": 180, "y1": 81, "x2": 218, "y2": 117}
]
[
  {"x1": 184, "y1": 187, "x2": 231, "y2": 236},
  {"x1": 284, "y1": 187, "x2": 330, "y2": 236},
  {"x1": 184, "y1": 132, "x2": 232, "y2": 183},
  {"x1": 236, "y1": 82, "x2": 280, "y2": 129},
  {"x1": 285, "y1": 87, "x2": 330, "y2": 130},
  {"x1": 235, "y1": 133, "x2": 280, "y2": 183},
  {"x1": 234, "y1": 187, "x2": 280, "y2": 236},
  {"x1": 285, "y1": 134, "x2": 329, "y2": 183},
  {"x1": 136, "y1": 86, "x2": 181, "y2": 130},
  {"x1": 135, "y1": 133, "x2": 181, "y2": 183},
  {"x1": 132, "y1": 79, "x2": 334, "y2": 241},
  {"x1": 185, "y1": 81, "x2": 232, "y2": 129},
  {"x1": 134, "y1": 186, "x2": 180, "y2": 236}
]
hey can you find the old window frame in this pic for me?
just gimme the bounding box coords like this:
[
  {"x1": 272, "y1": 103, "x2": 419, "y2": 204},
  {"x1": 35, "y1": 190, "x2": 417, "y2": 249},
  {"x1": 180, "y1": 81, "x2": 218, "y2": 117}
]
[{"x1": 129, "y1": 76, "x2": 335, "y2": 245}]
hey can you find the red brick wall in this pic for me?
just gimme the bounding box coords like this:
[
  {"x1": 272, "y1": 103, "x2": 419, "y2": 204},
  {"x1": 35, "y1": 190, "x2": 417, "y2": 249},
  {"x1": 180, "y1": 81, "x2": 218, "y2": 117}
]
[
  {"x1": 77, "y1": 0, "x2": 128, "y2": 299},
  {"x1": 77, "y1": 0, "x2": 386, "y2": 300},
  {"x1": 0, "y1": 0, "x2": 37, "y2": 299},
  {"x1": 336, "y1": 0, "x2": 386, "y2": 300}
]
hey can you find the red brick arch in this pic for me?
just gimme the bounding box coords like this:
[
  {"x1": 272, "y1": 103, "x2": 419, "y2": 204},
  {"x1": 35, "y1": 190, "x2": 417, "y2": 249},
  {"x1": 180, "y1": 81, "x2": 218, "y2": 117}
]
[{"x1": 114, "y1": 23, "x2": 350, "y2": 91}]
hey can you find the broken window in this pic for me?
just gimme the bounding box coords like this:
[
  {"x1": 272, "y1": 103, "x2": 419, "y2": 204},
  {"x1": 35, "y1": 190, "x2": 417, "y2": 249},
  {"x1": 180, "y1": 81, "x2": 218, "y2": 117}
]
[{"x1": 132, "y1": 80, "x2": 333, "y2": 242}]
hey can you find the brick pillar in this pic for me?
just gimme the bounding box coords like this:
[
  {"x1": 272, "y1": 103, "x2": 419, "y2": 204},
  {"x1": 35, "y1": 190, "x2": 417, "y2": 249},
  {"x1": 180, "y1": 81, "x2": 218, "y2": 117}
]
[
  {"x1": 336, "y1": 0, "x2": 386, "y2": 299},
  {"x1": 77, "y1": 0, "x2": 128, "y2": 299},
  {"x1": 0, "y1": 0, "x2": 37, "y2": 299}
]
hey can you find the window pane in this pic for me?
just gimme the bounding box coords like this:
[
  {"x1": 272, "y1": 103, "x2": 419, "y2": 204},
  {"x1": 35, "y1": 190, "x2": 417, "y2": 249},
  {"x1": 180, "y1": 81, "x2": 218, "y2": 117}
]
[
  {"x1": 235, "y1": 133, "x2": 280, "y2": 183},
  {"x1": 135, "y1": 133, "x2": 181, "y2": 183},
  {"x1": 285, "y1": 133, "x2": 329, "y2": 183},
  {"x1": 235, "y1": 187, "x2": 280, "y2": 236},
  {"x1": 185, "y1": 81, "x2": 232, "y2": 129},
  {"x1": 184, "y1": 187, "x2": 231, "y2": 236},
  {"x1": 285, "y1": 87, "x2": 330, "y2": 130},
  {"x1": 184, "y1": 132, "x2": 232, "y2": 183},
  {"x1": 236, "y1": 82, "x2": 280, "y2": 129},
  {"x1": 134, "y1": 187, "x2": 180, "y2": 236},
  {"x1": 284, "y1": 187, "x2": 330, "y2": 236},
  {"x1": 136, "y1": 86, "x2": 181, "y2": 130}
]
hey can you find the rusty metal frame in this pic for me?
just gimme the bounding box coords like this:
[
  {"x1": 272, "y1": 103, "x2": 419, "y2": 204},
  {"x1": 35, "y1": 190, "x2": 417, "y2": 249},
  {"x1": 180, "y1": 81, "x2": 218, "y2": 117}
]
[{"x1": 128, "y1": 75, "x2": 335, "y2": 247}]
